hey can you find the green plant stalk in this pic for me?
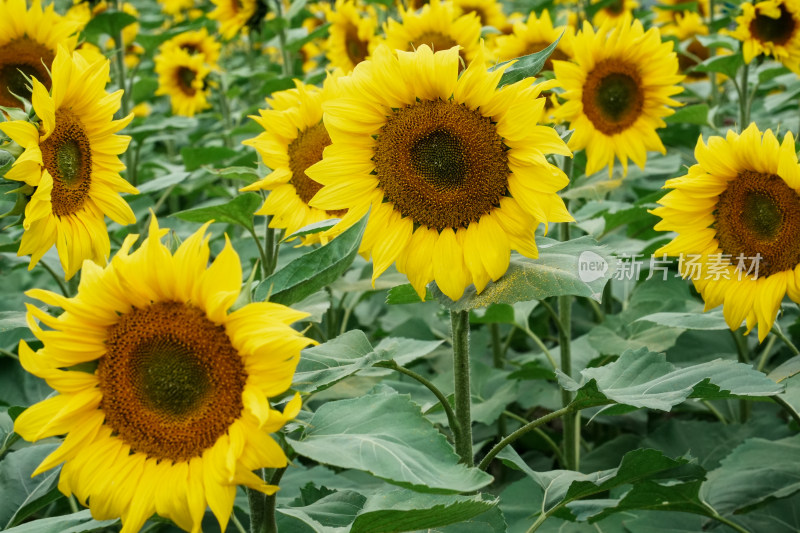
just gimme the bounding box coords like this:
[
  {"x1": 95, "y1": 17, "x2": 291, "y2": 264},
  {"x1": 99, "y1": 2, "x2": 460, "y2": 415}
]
[
  {"x1": 491, "y1": 323, "x2": 508, "y2": 441},
  {"x1": 730, "y1": 329, "x2": 751, "y2": 423},
  {"x1": 451, "y1": 309, "x2": 473, "y2": 466},
  {"x1": 247, "y1": 466, "x2": 286, "y2": 533},
  {"x1": 478, "y1": 405, "x2": 575, "y2": 470},
  {"x1": 738, "y1": 60, "x2": 750, "y2": 130},
  {"x1": 502, "y1": 410, "x2": 565, "y2": 466},
  {"x1": 264, "y1": 216, "x2": 279, "y2": 277},
  {"x1": 773, "y1": 323, "x2": 800, "y2": 356},
  {"x1": 248, "y1": 226, "x2": 271, "y2": 280},
  {"x1": 558, "y1": 218, "x2": 579, "y2": 471},
  {"x1": 113, "y1": 1, "x2": 135, "y2": 186},
  {"x1": 217, "y1": 83, "x2": 235, "y2": 150},
  {"x1": 273, "y1": 0, "x2": 294, "y2": 78},
  {"x1": 377, "y1": 361, "x2": 460, "y2": 441}
]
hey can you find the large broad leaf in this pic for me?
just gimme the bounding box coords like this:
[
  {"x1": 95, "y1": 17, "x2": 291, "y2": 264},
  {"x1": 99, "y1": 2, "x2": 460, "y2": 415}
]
[
  {"x1": 701, "y1": 434, "x2": 800, "y2": 515},
  {"x1": 277, "y1": 488, "x2": 497, "y2": 533},
  {"x1": 81, "y1": 11, "x2": 137, "y2": 44},
  {"x1": 351, "y1": 490, "x2": 497, "y2": 533},
  {"x1": 254, "y1": 213, "x2": 368, "y2": 305},
  {"x1": 560, "y1": 348, "x2": 783, "y2": 411},
  {"x1": 492, "y1": 33, "x2": 563, "y2": 86},
  {"x1": 172, "y1": 193, "x2": 262, "y2": 232},
  {"x1": 180, "y1": 146, "x2": 239, "y2": 171},
  {"x1": 635, "y1": 310, "x2": 729, "y2": 331},
  {"x1": 432, "y1": 237, "x2": 616, "y2": 311},
  {"x1": 0, "y1": 444, "x2": 59, "y2": 528},
  {"x1": 293, "y1": 330, "x2": 442, "y2": 394},
  {"x1": 4, "y1": 510, "x2": 117, "y2": 533},
  {"x1": 287, "y1": 390, "x2": 493, "y2": 493}
]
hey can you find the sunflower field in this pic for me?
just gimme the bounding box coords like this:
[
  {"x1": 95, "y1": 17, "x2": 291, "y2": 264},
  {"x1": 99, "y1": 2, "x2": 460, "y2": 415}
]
[{"x1": 3, "y1": 0, "x2": 800, "y2": 531}]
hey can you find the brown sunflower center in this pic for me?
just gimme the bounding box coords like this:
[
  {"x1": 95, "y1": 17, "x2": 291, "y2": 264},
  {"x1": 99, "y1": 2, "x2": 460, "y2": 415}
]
[
  {"x1": 177, "y1": 67, "x2": 197, "y2": 95},
  {"x1": 98, "y1": 301, "x2": 248, "y2": 462},
  {"x1": 288, "y1": 122, "x2": 344, "y2": 216},
  {"x1": 582, "y1": 59, "x2": 644, "y2": 135},
  {"x1": 373, "y1": 98, "x2": 509, "y2": 231},
  {"x1": 0, "y1": 38, "x2": 54, "y2": 108},
  {"x1": 344, "y1": 22, "x2": 369, "y2": 66},
  {"x1": 413, "y1": 31, "x2": 458, "y2": 53},
  {"x1": 750, "y1": 4, "x2": 796, "y2": 45},
  {"x1": 605, "y1": 0, "x2": 626, "y2": 15},
  {"x1": 680, "y1": 38, "x2": 711, "y2": 78},
  {"x1": 714, "y1": 170, "x2": 800, "y2": 277},
  {"x1": 40, "y1": 109, "x2": 93, "y2": 217}
]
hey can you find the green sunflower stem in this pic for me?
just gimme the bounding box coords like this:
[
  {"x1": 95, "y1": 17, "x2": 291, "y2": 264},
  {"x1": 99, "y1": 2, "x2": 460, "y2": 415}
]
[
  {"x1": 451, "y1": 309, "x2": 474, "y2": 466},
  {"x1": 738, "y1": 60, "x2": 750, "y2": 130},
  {"x1": 112, "y1": 0, "x2": 135, "y2": 185},
  {"x1": 558, "y1": 218, "x2": 579, "y2": 471},
  {"x1": 248, "y1": 467, "x2": 286, "y2": 533},
  {"x1": 731, "y1": 329, "x2": 752, "y2": 423}
]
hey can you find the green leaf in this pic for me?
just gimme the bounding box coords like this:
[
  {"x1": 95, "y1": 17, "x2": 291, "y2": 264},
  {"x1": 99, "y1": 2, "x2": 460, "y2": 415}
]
[
  {"x1": 180, "y1": 146, "x2": 239, "y2": 171},
  {"x1": 0, "y1": 444, "x2": 59, "y2": 528},
  {"x1": 254, "y1": 213, "x2": 368, "y2": 305},
  {"x1": 351, "y1": 490, "x2": 497, "y2": 533},
  {"x1": 701, "y1": 434, "x2": 800, "y2": 514},
  {"x1": 386, "y1": 284, "x2": 433, "y2": 304},
  {"x1": 286, "y1": 22, "x2": 331, "y2": 52},
  {"x1": 81, "y1": 11, "x2": 137, "y2": 44},
  {"x1": 580, "y1": 480, "x2": 712, "y2": 522},
  {"x1": 431, "y1": 237, "x2": 616, "y2": 311},
  {"x1": 635, "y1": 310, "x2": 729, "y2": 330},
  {"x1": 293, "y1": 330, "x2": 442, "y2": 394},
  {"x1": 0, "y1": 311, "x2": 27, "y2": 333},
  {"x1": 692, "y1": 52, "x2": 744, "y2": 79},
  {"x1": 287, "y1": 390, "x2": 494, "y2": 493},
  {"x1": 277, "y1": 489, "x2": 497, "y2": 533},
  {"x1": 171, "y1": 193, "x2": 261, "y2": 232},
  {"x1": 0, "y1": 150, "x2": 13, "y2": 178},
  {"x1": 135, "y1": 170, "x2": 190, "y2": 194},
  {"x1": 278, "y1": 490, "x2": 366, "y2": 532},
  {"x1": 4, "y1": 471, "x2": 61, "y2": 529},
  {"x1": 4, "y1": 509, "x2": 117, "y2": 533},
  {"x1": 768, "y1": 355, "x2": 800, "y2": 382},
  {"x1": 283, "y1": 219, "x2": 339, "y2": 242},
  {"x1": 493, "y1": 33, "x2": 563, "y2": 86},
  {"x1": 562, "y1": 348, "x2": 784, "y2": 411},
  {"x1": 664, "y1": 104, "x2": 710, "y2": 126},
  {"x1": 469, "y1": 304, "x2": 515, "y2": 324}
]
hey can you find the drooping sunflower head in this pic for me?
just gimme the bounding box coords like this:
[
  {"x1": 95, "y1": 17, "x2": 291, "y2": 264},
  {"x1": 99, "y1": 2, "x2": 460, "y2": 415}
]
[
  {"x1": 242, "y1": 76, "x2": 345, "y2": 245},
  {"x1": 159, "y1": 28, "x2": 221, "y2": 70},
  {"x1": 322, "y1": 0, "x2": 379, "y2": 72},
  {"x1": 728, "y1": 0, "x2": 800, "y2": 72},
  {"x1": 14, "y1": 216, "x2": 315, "y2": 533},
  {"x1": 155, "y1": 48, "x2": 213, "y2": 117},
  {"x1": 653, "y1": 124, "x2": 800, "y2": 341},
  {"x1": 493, "y1": 9, "x2": 574, "y2": 69},
  {"x1": 553, "y1": 17, "x2": 684, "y2": 177},
  {"x1": 0, "y1": 0, "x2": 79, "y2": 109},
  {"x1": 591, "y1": 0, "x2": 640, "y2": 27},
  {"x1": 382, "y1": 0, "x2": 484, "y2": 66},
  {"x1": 0, "y1": 45, "x2": 136, "y2": 279},
  {"x1": 307, "y1": 44, "x2": 572, "y2": 300}
]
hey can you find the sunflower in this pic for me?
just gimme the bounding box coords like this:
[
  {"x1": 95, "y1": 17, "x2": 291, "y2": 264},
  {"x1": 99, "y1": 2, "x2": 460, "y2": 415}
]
[
  {"x1": 14, "y1": 216, "x2": 315, "y2": 533},
  {"x1": 553, "y1": 18, "x2": 684, "y2": 177},
  {"x1": 382, "y1": 0, "x2": 483, "y2": 66},
  {"x1": 322, "y1": 0, "x2": 379, "y2": 72},
  {"x1": 160, "y1": 28, "x2": 222, "y2": 70},
  {"x1": 653, "y1": 0, "x2": 710, "y2": 25},
  {"x1": 652, "y1": 125, "x2": 800, "y2": 341},
  {"x1": 0, "y1": 46, "x2": 135, "y2": 279},
  {"x1": 453, "y1": 0, "x2": 508, "y2": 31},
  {"x1": 209, "y1": 0, "x2": 263, "y2": 40},
  {"x1": 728, "y1": 0, "x2": 800, "y2": 73},
  {"x1": 591, "y1": 0, "x2": 640, "y2": 27},
  {"x1": 661, "y1": 12, "x2": 713, "y2": 78},
  {"x1": 306, "y1": 44, "x2": 572, "y2": 300},
  {"x1": 493, "y1": 9, "x2": 574, "y2": 70},
  {"x1": 155, "y1": 48, "x2": 212, "y2": 117},
  {"x1": 241, "y1": 78, "x2": 344, "y2": 245},
  {"x1": 0, "y1": 0, "x2": 78, "y2": 109}
]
